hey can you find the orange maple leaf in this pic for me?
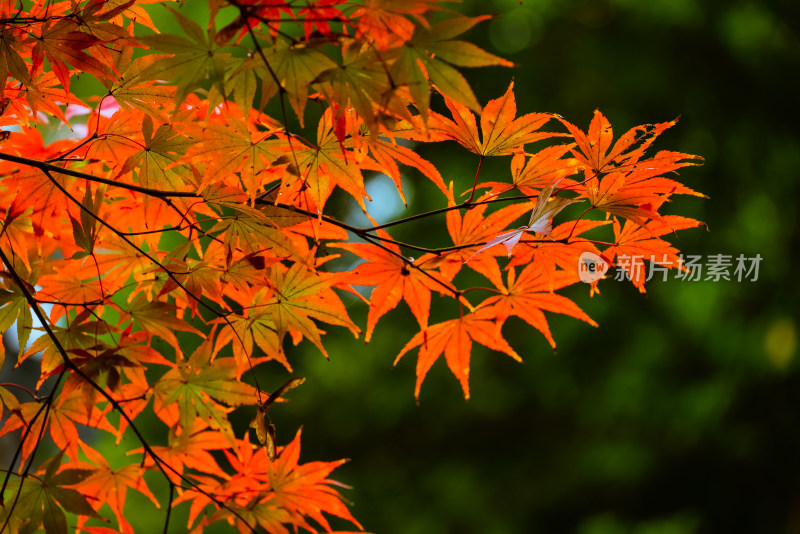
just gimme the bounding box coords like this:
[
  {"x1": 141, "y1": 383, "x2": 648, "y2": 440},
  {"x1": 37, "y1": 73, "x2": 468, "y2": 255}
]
[
  {"x1": 602, "y1": 216, "x2": 705, "y2": 292},
  {"x1": 335, "y1": 230, "x2": 453, "y2": 342},
  {"x1": 478, "y1": 144, "x2": 582, "y2": 197},
  {"x1": 142, "y1": 421, "x2": 230, "y2": 483},
  {"x1": 266, "y1": 429, "x2": 362, "y2": 532},
  {"x1": 560, "y1": 110, "x2": 680, "y2": 174},
  {"x1": 577, "y1": 155, "x2": 705, "y2": 225},
  {"x1": 31, "y1": 7, "x2": 127, "y2": 93},
  {"x1": 395, "y1": 308, "x2": 521, "y2": 400},
  {"x1": 431, "y1": 185, "x2": 533, "y2": 289},
  {"x1": 427, "y1": 81, "x2": 557, "y2": 156},
  {"x1": 508, "y1": 219, "x2": 611, "y2": 283},
  {"x1": 278, "y1": 110, "x2": 370, "y2": 211},
  {"x1": 479, "y1": 266, "x2": 597, "y2": 349},
  {"x1": 69, "y1": 442, "x2": 160, "y2": 534}
]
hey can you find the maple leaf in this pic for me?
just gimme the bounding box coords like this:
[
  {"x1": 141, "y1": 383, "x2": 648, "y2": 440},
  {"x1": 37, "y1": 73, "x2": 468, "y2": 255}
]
[
  {"x1": 205, "y1": 187, "x2": 299, "y2": 261},
  {"x1": 47, "y1": 390, "x2": 116, "y2": 460},
  {"x1": 21, "y1": 315, "x2": 124, "y2": 387},
  {"x1": 37, "y1": 265, "x2": 104, "y2": 304},
  {"x1": 122, "y1": 294, "x2": 204, "y2": 352},
  {"x1": 181, "y1": 107, "x2": 286, "y2": 196},
  {"x1": 0, "y1": 269, "x2": 33, "y2": 361},
  {"x1": 578, "y1": 153, "x2": 705, "y2": 225},
  {"x1": 0, "y1": 384, "x2": 17, "y2": 421},
  {"x1": 478, "y1": 144, "x2": 583, "y2": 197},
  {"x1": 0, "y1": 199, "x2": 38, "y2": 275},
  {"x1": 350, "y1": 129, "x2": 447, "y2": 201},
  {"x1": 137, "y1": 7, "x2": 228, "y2": 106},
  {"x1": 143, "y1": 422, "x2": 231, "y2": 483},
  {"x1": 153, "y1": 340, "x2": 258, "y2": 442},
  {"x1": 334, "y1": 230, "x2": 454, "y2": 342},
  {"x1": 6, "y1": 69, "x2": 84, "y2": 123},
  {"x1": 390, "y1": 15, "x2": 513, "y2": 117},
  {"x1": 0, "y1": 165, "x2": 74, "y2": 250},
  {"x1": 113, "y1": 114, "x2": 194, "y2": 221},
  {"x1": 428, "y1": 81, "x2": 557, "y2": 156},
  {"x1": 213, "y1": 309, "x2": 292, "y2": 374},
  {"x1": 313, "y1": 45, "x2": 413, "y2": 137},
  {"x1": 83, "y1": 107, "x2": 142, "y2": 168},
  {"x1": 214, "y1": 498, "x2": 293, "y2": 534},
  {"x1": 277, "y1": 110, "x2": 370, "y2": 211},
  {"x1": 120, "y1": 115, "x2": 192, "y2": 186},
  {"x1": 422, "y1": 185, "x2": 532, "y2": 290},
  {"x1": 176, "y1": 428, "x2": 360, "y2": 532},
  {"x1": 560, "y1": 111, "x2": 689, "y2": 175},
  {"x1": 28, "y1": 0, "x2": 135, "y2": 93},
  {"x1": 395, "y1": 308, "x2": 521, "y2": 400},
  {"x1": 602, "y1": 215, "x2": 705, "y2": 292},
  {"x1": 0, "y1": 400, "x2": 46, "y2": 467},
  {"x1": 69, "y1": 442, "x2": 160, "y2": 534},
  {"x1": 265, "y1": 429, "x2": 362, "y2": 532},
  {"x1": 104, "y1": 0, "x2": 160, "y2": 32},
  {"x1": 352, "y1": 0, "x2": 435, "y2": 49},
  {"x1": 466, "y1": 178, "x2": 578, "y2": 262},
  {"x1": 0, "y1": 451, "x2": 102, "y2": 533},
  {"x1": 31, "y1": 19, "x2": 110, "y2": 93},
  {"x1": 297, "y1": 0, "x2": 348, "y2": 40},
  {"x1": 0, "y1": 27, "x2": 31, "y2": 88},
  {"x1": 237, "y1": 39, "x2": 338, "y2": 126},
  {"x1": 480, "y1": 266, "x2": 597, "y2": 350},
  {"x1": 89, "y1": 234, "x2": 156, "y2": 292},
  {"x1": 508, "y1": 219, "x2": 611, "y2": 286},
  {"x1": 104, "y1": 52, "x2": 175, "y2": 121},
  {"x1": 257, "y1": 263, "x2": 360, "y2": 356}
]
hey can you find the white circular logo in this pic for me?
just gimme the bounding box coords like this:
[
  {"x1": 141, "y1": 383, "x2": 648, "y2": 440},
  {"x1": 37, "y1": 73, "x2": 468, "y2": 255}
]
[{"x1": 578, "y1": 252, "x2": 609, "y2": 283}]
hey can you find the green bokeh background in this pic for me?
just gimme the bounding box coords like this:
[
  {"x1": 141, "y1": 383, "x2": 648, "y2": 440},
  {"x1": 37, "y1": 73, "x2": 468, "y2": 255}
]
[
  {"x1": 277, "y1": 1, "x2": 800, "y2": 533},
  {"x1": 3, "y1": 0, "x2": 799, "y2": 533}
]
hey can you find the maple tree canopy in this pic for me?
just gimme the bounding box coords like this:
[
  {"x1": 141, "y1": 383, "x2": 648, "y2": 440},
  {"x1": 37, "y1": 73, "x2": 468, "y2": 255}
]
[{"x1": 0, "y1": 0, "x2": 705, "y2": 532}]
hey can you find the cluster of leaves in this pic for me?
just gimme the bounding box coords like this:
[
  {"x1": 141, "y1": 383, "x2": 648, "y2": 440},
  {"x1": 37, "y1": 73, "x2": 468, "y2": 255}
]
[{"x1": 0, "y1": 0, "x2": 704, "y2": 532}]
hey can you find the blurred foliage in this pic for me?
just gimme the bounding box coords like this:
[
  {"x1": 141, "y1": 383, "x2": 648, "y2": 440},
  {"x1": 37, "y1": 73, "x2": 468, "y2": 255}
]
[{"x1": 280, "y1": 0, "x2": 800, "y2": 533}]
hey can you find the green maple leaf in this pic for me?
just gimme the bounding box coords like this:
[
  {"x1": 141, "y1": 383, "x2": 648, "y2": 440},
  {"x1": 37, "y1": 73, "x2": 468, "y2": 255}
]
[
  {"x1": 390, "y1": 15, "x2": 513, "y2": 118},
  {"x1": 0, "y1": 282, "x2": 32, "y2": 362},
  {"x1": 138, "y1": 7, "x2": 228, "y2": 107},
  {"x1": 236, "y1": 38, "x2": 337, "y2": 127},
  {"x1": 279, "y1": 111, "x2": 369, "y2": 211},
  {"x1": 313, "y1": 46, "x2": 410, "y2": 133},
  {"x1": 205, "y1": 189, "x2": 299, "y2": 261},
  {"x1": 106, "y1": 51, "x2": 175, "y2": 121},
  {"x1": 0, "y1": 451, "x2": 100, "y2": 534},
  {"x1": 118, "y1": 115, "x2": 192, "y2": 192},
  {"x1": 155, "y1": 341, "x2": 258, "y2": 442},
  {"x1": 261, "y1": 263, "x2": 360, "y2": 358}
]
